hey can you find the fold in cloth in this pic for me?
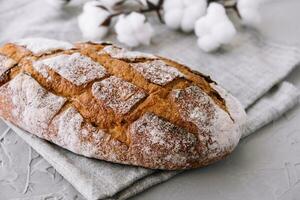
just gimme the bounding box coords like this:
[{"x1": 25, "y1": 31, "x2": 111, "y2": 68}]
[{"x1": 0, "y1": 0, "x2": 299, "y2": 199}]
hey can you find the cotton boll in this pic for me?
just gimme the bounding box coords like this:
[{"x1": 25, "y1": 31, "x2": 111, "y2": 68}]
[
  {"x1": 115, "y1": 16, "x2": 133, "y2": 35},
  {"x1": 115, "y1": 12, "x2": 154, "y2": 47},
  {"x1": 237, "y1": 0, "x2": 262, "y2": 26},
  {"x1": 78, "y1": 12, "x2": 109, "y2": 40},
  {"x1": 78, "y1": 1, "x2": 110, "y2": 40},
  {"x1": 206, "y1": 2, "x2": 226, "y2": 24},
  {"x1": 164, "y1": 9, "x2": 184, "y2": 29},
  {"x1": 183, "y1": 0, "x2": 207, "y2": 10},
  {"x1": 163, "y1": 0, "x2": 183, "y2": 10},
  {"x1": 181, "y1": 4, "x2": 206, "y2": 32},
  {"x1": 135, "y1": 23, "x2": 154, "y2": 45},
  {"x1": 45, "y1": 0, "x2": 70, "y2": 8},
  {"x1": 197, "y1": 36, "x2": 220, "y2": 52},
  {"x1": 83, "y1": 1, "x2": 103, "y2": 13},
  {"x1": 194, "y1": 17, "x2": 211, "y2": 37},
  {"x1": 212, "y1": 21, "x2": 236, "y2": 44},
  {"x1": 163, "y1": 0, "x2": 207, "y2": 32},
  {"x1": 207, "y1": 2, "x2": 226, "y2": 15},
  {"x1": 117, "y1": 34, "x2": 140, "y2": 47},
  {"x1": 194, "y1": 3, "x2": 236, "y2": 52},
  {"x1": 126, "y1": 12, "x2": 146, "y2": 31},
  {"x1": 115, "y1": 16, "x2": 139, "y2": 47},
  {"x1": 238, "y1": 7, "x2": 261, "y2": 26}
]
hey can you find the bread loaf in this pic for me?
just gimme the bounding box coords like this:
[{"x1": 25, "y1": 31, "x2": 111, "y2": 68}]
[{"x1": 0, "y1": 38, "x2": 246, "y2": 170}]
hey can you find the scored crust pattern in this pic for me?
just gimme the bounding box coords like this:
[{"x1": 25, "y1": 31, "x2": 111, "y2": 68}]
[
  {"x1": 131, "y1": 60, "x2": 184, "y2": 86},
  {"x1": 33, "y1": 53, "x2": 107, "y2": 86},
  {"x1": 92, "y1": 76, "x2": 147, "y2": 115},
  {"x1": 0, "y1": 54, "x2": 16, "y2": 84},
  {"x1": 15, "y1": 37, "x2": 74, "y2": 55},
  {"x1": 171, "y1": 86, "x2": 239, "y2": 159},
  {"x1": 100, "y1": 45, "x2": 157, "y2": 61},
  {"x1": 129, "y1": 113, "x2": 199, "y2": 167},
  {"x1": 0, "y1": 39, "x2": 246, "y2": 170},
  {"x1": 0, "y1": 73, "x2": 67, "y2": 137},
  {"x1": 0, "y1": 54, "x2": 16, "y2": 75}
]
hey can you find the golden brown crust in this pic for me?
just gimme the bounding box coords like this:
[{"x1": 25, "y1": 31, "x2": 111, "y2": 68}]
[{"x1": 0, "y1": 38, "x2": 246, "y2": 170}]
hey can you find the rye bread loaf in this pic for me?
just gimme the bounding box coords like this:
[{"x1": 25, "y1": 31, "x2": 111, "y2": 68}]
[{"x1": 0, "y1": 38, "x2": 246, "y2": 170}]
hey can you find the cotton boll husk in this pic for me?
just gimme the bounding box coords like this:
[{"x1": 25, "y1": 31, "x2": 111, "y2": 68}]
[
  {"x1": 164, "y1": 9, "x2": 184, "y2": 29},
  {"x1": 197, "y1": 36, "x2": 220, "y2": 52}
]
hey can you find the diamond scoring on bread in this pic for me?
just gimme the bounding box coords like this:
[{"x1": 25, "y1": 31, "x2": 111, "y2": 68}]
[
  {"x1": 0, "y1": 54, "x2": 16, "y2": 74},
  {"x1": 171, "y1": 86, "x2": 240, "y2": 158},
  {"x1": 131, "y1": 60, "x2": 185, "y2": 86},
  {"x1": 92, "y1": 76, "x2": 147, "y2": 115},
  {"x1": 0, "y1": 38, "x2": 246, "y2": 170},
  {"x1": 100, "y1": 45, "x2": 157, "y2": 61},
  {"x1": 33, "y1": 53, "x2": 107, "y2": 86},
  {"x1": 14, "y1": 37, "x2": 74, "y2": 55},
  {"x1": 0, "y1": 54, "x2": 17, "y2": 85},
  {"x1": 0, "y1": 73, "x2": 67, "y2": 137},
  {"x1": 129, "y1": 113, "x2": 199, "y2": 167}
]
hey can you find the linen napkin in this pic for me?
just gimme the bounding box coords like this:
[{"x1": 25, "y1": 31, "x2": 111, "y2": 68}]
[{"x1": 0, "y1": 0, "x2": 300, "y2": 199}]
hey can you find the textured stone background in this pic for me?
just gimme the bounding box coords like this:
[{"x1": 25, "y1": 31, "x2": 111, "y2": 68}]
[{"x1": 0, "y1": 0, "x2": 299, "y2": 200}]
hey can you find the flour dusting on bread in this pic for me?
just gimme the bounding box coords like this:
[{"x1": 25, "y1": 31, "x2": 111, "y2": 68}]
[
  {"x1": 0, "y1": 39, "x2": 247, "y2": 170},
  {"x1": 129, "y1": 113, "x2": 199, "y2": 167},
  {"x1": 171, "y1": 86, "x2": 242, "y2": 157},
  {"x1": 100, "y1": 45, "x2": 156, "y2": 61},
  {"x1": 51, "y1": 107, "x2": 105, "y2": 154},
  {"x1": 92, "y1": 76, "x2": 147, "y2": 115},
  {"x1": 0, "y1": 54, "x2": 16, "y2": 84},
  {"x1": 8, "y1": 73, "x2": 66, "y2": 136},
  {"x1": 131, "y1": 60, "x2": 184, "y2": 86},
  {"x1": 33, "y1": 53, "x2": 107, "y2": 86},
  {"x1": 15, "y1": 38, "x2": 74, "y2": 55},
  {"x1": 0, "y1": 54, "x2": 16, "y2": 75},
  {"x1": 51, "y1": 106, "x2": 129, "y2": 162}
]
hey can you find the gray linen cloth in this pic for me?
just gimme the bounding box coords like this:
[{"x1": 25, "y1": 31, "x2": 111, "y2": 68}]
[{"x1": 1, "y1": 0, "x2": 300, "y2": 199}]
